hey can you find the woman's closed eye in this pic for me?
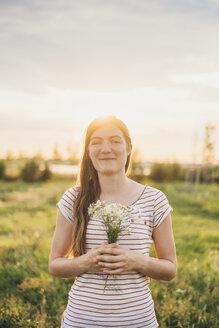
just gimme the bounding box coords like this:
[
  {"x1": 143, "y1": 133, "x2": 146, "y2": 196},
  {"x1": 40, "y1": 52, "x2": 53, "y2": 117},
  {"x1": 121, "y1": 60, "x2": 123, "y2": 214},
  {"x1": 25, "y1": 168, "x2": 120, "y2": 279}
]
[
  {"x1": 91, "y1": 141, "x2": 102, "y2": 145},
  {"x1": 110, "y1": 138, "x2": 122, "y2": 144}
]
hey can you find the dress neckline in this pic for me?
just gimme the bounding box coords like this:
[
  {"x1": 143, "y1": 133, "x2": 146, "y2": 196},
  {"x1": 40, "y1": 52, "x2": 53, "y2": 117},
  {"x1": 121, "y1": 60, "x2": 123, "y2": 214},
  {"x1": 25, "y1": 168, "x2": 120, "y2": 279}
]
[
  {"x1": 128, "y1": 185, "x2": 147, "y2": 206},
  {"x1": 98, "y1": 185, "x2": 148, "y2": 207}
]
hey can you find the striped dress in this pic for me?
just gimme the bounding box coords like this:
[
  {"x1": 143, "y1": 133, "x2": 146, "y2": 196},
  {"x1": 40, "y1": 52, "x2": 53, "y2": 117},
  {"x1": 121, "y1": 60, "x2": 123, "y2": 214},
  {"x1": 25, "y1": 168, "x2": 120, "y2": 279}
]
[{"x1": 57, "y1": 185, "x2": 173, "y2": 328}]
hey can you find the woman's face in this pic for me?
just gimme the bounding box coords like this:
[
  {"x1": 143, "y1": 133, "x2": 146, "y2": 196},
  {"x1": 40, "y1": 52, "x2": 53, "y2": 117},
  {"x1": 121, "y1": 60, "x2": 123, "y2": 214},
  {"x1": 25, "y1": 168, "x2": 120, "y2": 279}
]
[{"x1": 88, "y1": 124, "x2": 131, "y2": 176}]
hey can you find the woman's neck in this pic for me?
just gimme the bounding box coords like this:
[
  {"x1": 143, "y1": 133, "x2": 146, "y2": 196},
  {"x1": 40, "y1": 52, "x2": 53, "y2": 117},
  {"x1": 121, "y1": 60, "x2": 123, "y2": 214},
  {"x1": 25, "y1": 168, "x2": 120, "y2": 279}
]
[
  {"x1": 98, "y1": 172, "x2": 130, "y2": 198},
  {"x1": 97, "y1": 173, "x2": 144, "y2": 206}
]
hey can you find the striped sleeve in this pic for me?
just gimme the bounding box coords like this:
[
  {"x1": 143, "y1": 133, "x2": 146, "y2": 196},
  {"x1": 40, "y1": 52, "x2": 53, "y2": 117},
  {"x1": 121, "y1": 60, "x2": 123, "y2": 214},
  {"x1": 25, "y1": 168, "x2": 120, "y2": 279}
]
[
  {"x1": 56, "y1": 186, "x2": 79, "y2": 225},
  {"x1": 153, "y1": 190, "x2": 173, "y2": 229}
]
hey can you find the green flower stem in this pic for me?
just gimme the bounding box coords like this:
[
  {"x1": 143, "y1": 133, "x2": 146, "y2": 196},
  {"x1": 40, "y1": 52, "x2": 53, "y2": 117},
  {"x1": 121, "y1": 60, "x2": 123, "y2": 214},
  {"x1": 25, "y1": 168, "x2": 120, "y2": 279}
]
[
  {"x1": 104, "y1": 274, "x2": 109, "y2": 292},
  {"x1": 103, "y1": 232, "x2": 119, "y2": 291}
]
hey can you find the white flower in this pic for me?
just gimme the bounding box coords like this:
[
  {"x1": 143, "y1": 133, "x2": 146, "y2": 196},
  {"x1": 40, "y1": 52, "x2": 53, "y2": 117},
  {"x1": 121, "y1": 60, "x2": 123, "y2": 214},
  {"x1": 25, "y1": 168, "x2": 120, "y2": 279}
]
[
  {"x1": 34, "y1": 231, "x2": 40, "y2": 238},
  {"x1": 88, "y1": 201, "x2": 143, "y2": 239},
  {"x1": 88, "y1": 200, "x2": 144, "y2": 291}
]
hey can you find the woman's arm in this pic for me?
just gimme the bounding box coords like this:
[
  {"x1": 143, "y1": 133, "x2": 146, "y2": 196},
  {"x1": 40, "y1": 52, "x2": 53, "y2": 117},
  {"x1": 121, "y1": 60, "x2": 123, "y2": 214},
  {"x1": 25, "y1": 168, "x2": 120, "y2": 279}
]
[
  {"x1": 137, "y1": 213, "x2": 177, "y2": 280},
  {"x1": 97, "y1": 214, "x2": 177, "y2": 281},
  {"x1": 49, "y1": 210, "x2": 111, "y2": 278}
]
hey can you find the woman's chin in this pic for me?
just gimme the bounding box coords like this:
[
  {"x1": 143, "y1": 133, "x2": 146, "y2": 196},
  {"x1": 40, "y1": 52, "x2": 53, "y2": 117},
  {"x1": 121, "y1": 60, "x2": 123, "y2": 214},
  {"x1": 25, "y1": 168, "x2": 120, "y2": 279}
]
[
  {"x1": 99, "y1": 169, "x2": 116, "y2": 176},
  {"x1": 98, "y1": 167, "x2": 124, "y2": 176}
]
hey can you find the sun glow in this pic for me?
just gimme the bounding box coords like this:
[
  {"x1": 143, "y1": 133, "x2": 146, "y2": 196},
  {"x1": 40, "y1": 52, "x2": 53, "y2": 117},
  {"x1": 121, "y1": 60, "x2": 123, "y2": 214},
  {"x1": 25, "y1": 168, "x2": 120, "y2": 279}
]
[{"x1": 1, "y1": 86, "x2": 218, "y2": 163}]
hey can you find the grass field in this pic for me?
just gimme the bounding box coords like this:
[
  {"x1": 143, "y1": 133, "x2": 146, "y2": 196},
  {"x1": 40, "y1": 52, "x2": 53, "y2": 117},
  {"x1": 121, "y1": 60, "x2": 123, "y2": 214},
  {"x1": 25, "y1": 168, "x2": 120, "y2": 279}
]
[{"x1": 0, "y1": 179, "x2": 218, "y2": 327}]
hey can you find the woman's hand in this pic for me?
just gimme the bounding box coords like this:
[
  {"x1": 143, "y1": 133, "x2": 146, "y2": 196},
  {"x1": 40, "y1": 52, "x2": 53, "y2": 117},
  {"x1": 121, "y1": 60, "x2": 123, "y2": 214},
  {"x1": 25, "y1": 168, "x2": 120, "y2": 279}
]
[
  {"x1": 85, "y1": 242, "x2": 120, "y2": 273},
  {"x1": 96, "y1": 214, "x2": 177, "y2": 281},
  {"x1": 96, "y1": 244, "x2": 141, "y2": 275}
]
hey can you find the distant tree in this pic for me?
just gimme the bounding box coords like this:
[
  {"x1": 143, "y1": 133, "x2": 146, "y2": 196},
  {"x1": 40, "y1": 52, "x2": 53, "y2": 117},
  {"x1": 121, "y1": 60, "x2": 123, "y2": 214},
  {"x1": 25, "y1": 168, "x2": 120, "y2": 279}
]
[
  {"x1": 168, "y1": 162, "x2": 185, "y2": 181},
  {"x1": 5, "y1": 150, "x2": 14, "y2": 160},
  {"x1": 34, "y1": 150, "x2": 44, "y2": 160},
  {"x1": 212, "y1": 165, "x2": 219, "y2": 183},
  {"x1": 149, "y1": 162, "x2": 185, "y2": 182},
  {"x1": 66, "y1": 142, "x2": 79, "y2": 162},
  {"x1": 203, "y1": 124, "x2": 216, "y2": 164},
  {"x1": 149, "y1": 162, "x2": 166, "y2": 182},
  {"x1": 39, "y1": 164, "x2": 52, "y2": 181},
  {"x1": 21, "y1": 160, "x2": 40, "y2": 182},
  {"x1": 202, "y1": 124, "x2": 216, "y2": 183},
  {"x1": 128, "y1": 148, "x2": 144, "y2": 182},
  {"x1": 0, "y1": 161, "x2": 6, "y2": 179},
  {"x1": 17, "y1": 150, "x2": 26, "y2": 159},
  {"x1": 53, "y1": 143, "x2": 62, "y2": 161},
  {"x1": 21, "y1": 159, "x2": 52, "y2": 182}
]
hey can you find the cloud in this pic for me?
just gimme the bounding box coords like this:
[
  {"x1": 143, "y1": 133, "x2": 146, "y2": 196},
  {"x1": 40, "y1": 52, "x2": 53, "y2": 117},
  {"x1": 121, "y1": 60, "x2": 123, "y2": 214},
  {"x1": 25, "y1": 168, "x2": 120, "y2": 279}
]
[
  {"x1": 1, "y1": 85, "x2": 218, "y2": 138},
  {"x1": 0, "y1": 0, "x2": 219, "y2": 93},
  {"x1": 0, "y1": 0, "x2": 218, "y2": 161}
]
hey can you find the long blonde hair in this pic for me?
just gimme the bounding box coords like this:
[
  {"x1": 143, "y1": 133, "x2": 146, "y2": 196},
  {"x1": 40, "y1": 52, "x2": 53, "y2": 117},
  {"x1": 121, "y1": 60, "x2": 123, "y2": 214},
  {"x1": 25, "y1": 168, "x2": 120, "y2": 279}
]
[{"x1": 72, "y1": 116, "x2": 132, "y2": 257}]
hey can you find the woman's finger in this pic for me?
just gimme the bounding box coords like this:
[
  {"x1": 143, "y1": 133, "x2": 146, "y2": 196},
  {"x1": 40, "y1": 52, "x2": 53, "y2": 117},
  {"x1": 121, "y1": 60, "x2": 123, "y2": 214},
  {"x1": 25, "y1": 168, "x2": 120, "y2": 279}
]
[
  {"x1": 102, "y1": 268, "x2": 123, "y2": 275},
  {"x1": 93, "y1": 243, "x2": 106, "y2": 250},
  {"x1": 100, "y1": 261, "x2": 123, "y2": 269},
  {"x1": 105, "y1": 243, "x2": 119, "y2": 248},
  {"x1": 100, "y1": 247, "x2": 121, "y2": 255},
  {"x1": 97, "y1": 254, "x2": 123, "y2": 263}
]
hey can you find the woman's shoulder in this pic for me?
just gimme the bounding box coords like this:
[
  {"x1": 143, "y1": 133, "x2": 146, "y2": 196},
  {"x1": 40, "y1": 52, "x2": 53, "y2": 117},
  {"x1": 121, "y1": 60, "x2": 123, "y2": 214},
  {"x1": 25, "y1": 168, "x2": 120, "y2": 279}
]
[
  {"x1": 145, "y1": 185, "x2": 164, "y2": 195},
  {"x1": 57, "y1": 185, "x2": 80, "y2": 224},
  {"x1": 141, "y1": 185, "x2": 168, "y2": 203},
  {"x1": 63, "y1": 185, "x2": 80, "y2": 201},
  {"x1": 128, "y1": 180, "x2": 165, "y2": 201},
  {"x1": 130, "y1": 179, "x2": 162, "y2": 195}
]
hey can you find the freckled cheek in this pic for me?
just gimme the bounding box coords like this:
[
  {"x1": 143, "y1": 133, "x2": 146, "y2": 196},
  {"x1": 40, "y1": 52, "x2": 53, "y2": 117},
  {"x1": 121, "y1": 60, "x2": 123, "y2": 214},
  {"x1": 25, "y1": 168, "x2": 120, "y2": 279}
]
[
  {"x1": 89, "y1": 147, "x2": 100, "y2": 159},
  {"x1": 90, "y1": 150, "x2": 98, "y2": 158}
]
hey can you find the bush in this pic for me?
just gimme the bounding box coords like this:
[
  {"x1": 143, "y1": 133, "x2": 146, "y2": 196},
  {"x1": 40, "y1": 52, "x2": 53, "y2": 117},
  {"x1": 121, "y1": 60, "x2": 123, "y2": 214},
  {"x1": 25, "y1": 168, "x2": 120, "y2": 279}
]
[
  {"x1": 21, "y1": 160, "x2": 40, "y2": 182},
  {"x1": 199, "y1": 165, "x2": 219, "y2": 184},
  {"x1": 149, "y1": 163, "x2": 166, "y2": 182},
  {"x1": 20, "y1": 160, "x2": 52, "y2": 182},
  {"x1": 3, "y1": 174, "x2": 19, "y2": 181},
  {"x1": 0, "y1": 161, "x2": 6, "y2": 179},
  {"x1": 39, "y1": 165, "x2": 52, "y2": 182},
  {"x1": 128, "y1": 161, "x2": 145, "y2": 182},
  {"x1": 149, "y1": 162, "x2": 185, "y2": 182},
  {"x1": 212, "y1": 165, "x2": 219, "y2": 183},
  {"x1": 0, "y1": 305, "x2": 37, "y2": 328}
]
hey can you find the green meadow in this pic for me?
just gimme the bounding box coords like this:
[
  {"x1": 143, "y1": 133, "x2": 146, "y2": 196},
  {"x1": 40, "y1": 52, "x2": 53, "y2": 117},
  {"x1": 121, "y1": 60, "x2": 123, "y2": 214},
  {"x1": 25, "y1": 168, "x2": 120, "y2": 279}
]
[{"x1": 0, "y1": 179, "x2": 218, "y2": 328}]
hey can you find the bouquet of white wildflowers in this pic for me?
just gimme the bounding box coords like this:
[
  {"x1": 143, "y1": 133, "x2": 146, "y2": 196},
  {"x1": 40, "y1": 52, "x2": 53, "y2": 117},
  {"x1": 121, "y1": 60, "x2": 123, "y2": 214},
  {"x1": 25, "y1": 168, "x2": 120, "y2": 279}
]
[{"x1": 88, "y1": 200, "x2": 142, "y2": 291}]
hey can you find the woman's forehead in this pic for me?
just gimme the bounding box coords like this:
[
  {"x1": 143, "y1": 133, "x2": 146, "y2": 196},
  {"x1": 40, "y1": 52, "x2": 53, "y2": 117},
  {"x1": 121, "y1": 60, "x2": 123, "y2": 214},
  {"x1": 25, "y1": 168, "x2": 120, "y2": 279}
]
[{"x1": 90, "y1": 125, "x2": 124, "y2": 139}]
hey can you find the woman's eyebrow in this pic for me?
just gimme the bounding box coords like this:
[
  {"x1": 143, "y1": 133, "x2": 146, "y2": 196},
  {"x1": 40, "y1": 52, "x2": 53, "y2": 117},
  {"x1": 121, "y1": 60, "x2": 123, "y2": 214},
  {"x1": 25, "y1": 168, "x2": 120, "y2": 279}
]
[
  {"x1": 90, "y1": 135, "x2": 122, "y2": 140},
  {"x1": 90, "y1": 136, "x2": 102, "y2": 140},
  {"x1": 110, "y1": 135, "x2": 122, "y2": 139}
]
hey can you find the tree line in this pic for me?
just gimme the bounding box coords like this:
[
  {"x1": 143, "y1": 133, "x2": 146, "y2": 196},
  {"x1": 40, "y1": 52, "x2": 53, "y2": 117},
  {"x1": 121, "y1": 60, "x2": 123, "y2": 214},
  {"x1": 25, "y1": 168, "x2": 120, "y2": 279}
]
[
  {"x1": 129, "y1": 161, "x2": 219, "y2": 184},
  {"x1": 0, "y1": 159, "x2": 52, "y2": 182},
  {"x1": 0, "y1": 158, "x2": 219, "y2": 184}
]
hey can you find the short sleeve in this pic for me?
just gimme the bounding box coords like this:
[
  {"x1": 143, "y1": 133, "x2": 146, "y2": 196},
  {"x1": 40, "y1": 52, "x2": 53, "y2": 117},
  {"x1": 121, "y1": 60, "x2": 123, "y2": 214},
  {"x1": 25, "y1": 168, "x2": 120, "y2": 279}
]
[
  {"x1": 153, "y1": 190, "x2": 173, "y2": 229},
  {"x1": 56, "y1": 186, "x2": 80, "y2": 225}
]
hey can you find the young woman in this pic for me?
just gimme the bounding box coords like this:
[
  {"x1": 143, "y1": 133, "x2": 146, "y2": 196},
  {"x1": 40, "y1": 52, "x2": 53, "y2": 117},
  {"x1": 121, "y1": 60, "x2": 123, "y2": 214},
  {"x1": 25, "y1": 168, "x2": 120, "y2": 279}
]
[{"x1": 49, "y1": 115, "x2": 177, "y2": 328}]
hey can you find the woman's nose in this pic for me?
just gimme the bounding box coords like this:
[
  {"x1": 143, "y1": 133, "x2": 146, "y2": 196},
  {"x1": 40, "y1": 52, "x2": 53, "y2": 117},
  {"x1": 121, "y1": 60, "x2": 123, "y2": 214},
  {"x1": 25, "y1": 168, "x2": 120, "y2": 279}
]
[{"x1": 101, "y1": 141, "x2": 111, "y2": 152}]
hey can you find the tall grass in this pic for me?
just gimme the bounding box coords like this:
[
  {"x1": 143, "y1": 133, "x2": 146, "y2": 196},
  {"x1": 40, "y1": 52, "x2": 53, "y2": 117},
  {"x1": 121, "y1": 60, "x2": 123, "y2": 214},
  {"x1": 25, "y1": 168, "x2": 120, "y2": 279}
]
[{"x1": 0, "y1": 179, "x2": 218, "y2": 327}]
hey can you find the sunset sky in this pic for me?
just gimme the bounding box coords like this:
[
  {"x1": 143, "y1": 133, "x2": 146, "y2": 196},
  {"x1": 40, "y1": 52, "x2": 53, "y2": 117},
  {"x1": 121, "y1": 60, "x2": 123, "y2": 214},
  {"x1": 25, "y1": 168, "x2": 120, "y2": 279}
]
[{"x1": 0, "y1": 0, "x2": 219, "y2": 163}]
